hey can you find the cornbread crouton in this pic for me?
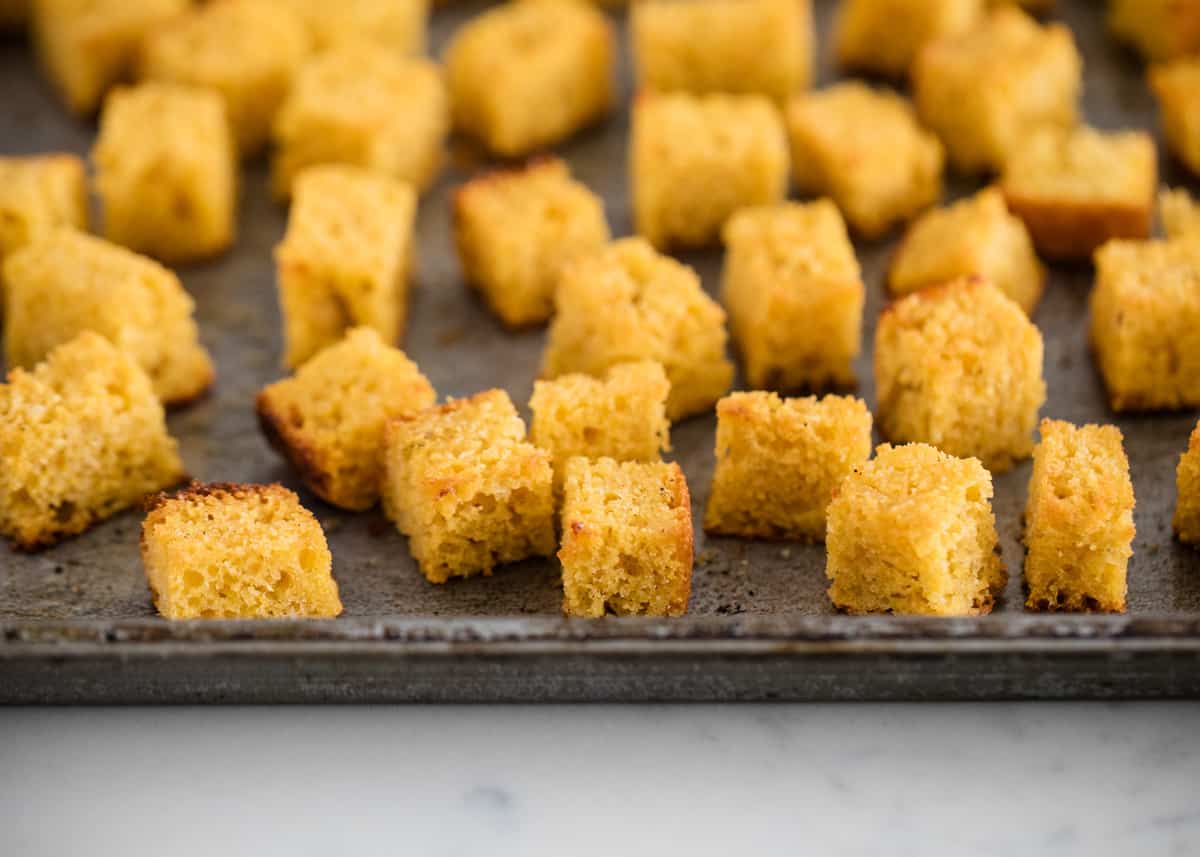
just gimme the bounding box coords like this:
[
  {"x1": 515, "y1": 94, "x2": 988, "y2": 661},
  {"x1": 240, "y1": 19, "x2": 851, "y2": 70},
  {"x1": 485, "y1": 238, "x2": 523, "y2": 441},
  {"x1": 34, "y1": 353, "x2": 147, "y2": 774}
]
[
  {"x1": 257, "y1": 327, "x2": 436, "y2": 511},
  {"x1": 913, "y1": 7, "x2": 1081, "y2": 173},
  {"x1": 4, "y1": 230, "x2": 214, "y2": 406},
  {"x1": 1090, "y1": 238, "x2": 1200, "y2": 412},
  {"x1": 0, "y1": 332, "x2": 184, "y2": 550},
  {"x1": 889, "y1": 186, "x2": 1044, "y2": 314},
  {"x1": 382, "y1": 389, "x2": 556, "y2": 583},
  {"x1": 138, "y1": 0, "x2": 310, "y2": 157},
  {"x1": 704, "y1": 392, "x2": 872, "y2": 542},
  {"x1": 454, "y1": 158, "x2": 610, "y2": 328},
  {"x1": 1109, "y1": 0, "x2": 1200, "y2": 62},
  {"x1": 786, "y1": 82, "x2": 943, "y2": 239},
  {"x1": 275, "y1": 166, "x2": 416, "y2": 369},
  {"x1": 559, "y1": 457, "x2": 692, "y2": 618},
  {"x1": 0, "y1": 154, "x2": 88, "y2": 267},
  {"x1": 271, "y1": 44, "x2": 447, "y2": 198},
  {"x1": 1175, "y1": 421, "x2": 1200, "y2": 545},
  {"x1": 445, "y1": 0, "x2": 614, "y2": 158},
  {"x1": 721, "y1": 200, "x2": 864, "y2": 391},
  {"x1": 875, "y1": 277, "x2": 1045, "y2": 472},
  {"x1": 32, "y1": 0, "x2": 189, "y2": 115},
  {"x1": 1150, "y1": 59, "x2": 1200, "y2": 178},
  {"x1": 541, "y1": 238, "x2": 733, "y2": 421},
  {"x1": 141, "y1": 482, "x2": 342, "y2": 619},
  {"x1": 834, "y1": 0, "x2": 981, "y2": 79},
  {"x1": 1160, "y1": 188, "x2": 1200, "y2": 240},
  {"x1": 631, "y1": 0, "x2": 813, "y2": 101},
  {"x1": 282, "y1": 0, "x2": 428, "y2": 54},
  {"x1": 93, "y1": 82, "x2": 236, "y2": 264},
  {"x1": 1023, "y1": 419, "x2": 1134, "y2": 613},
  {"x1": 826, "y1": 442, "x2": 1006, "y2": 616},
  {"x1": 632, "y1": 91, "x2": 789, "y2": 249}
]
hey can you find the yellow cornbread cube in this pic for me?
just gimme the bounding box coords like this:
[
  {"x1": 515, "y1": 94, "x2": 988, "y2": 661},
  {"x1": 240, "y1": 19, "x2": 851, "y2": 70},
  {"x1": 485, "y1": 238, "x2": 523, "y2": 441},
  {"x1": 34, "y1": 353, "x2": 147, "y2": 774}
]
[
  {"x1": 283, "y1": 0, "x2": 428, "y2": 54},
  {"x1": 1160, "y1": 188, "x2": 1200, "y2": 240},
  {"x1": 1150, "y1": 58, "x2": 1200, "y2": 178},
  {"x1": 0, "y1": 154, "x2": 88, "y2": 265},
  {"x1": 834, "y1": 0, "x2": 982, "y2": 79},
  {"x1": 1109, "y1": 0, "x2": 1200, "y2": 62},
  {"x1": 1175, "y1": 421, "x2": 1200, "y2": 545}
]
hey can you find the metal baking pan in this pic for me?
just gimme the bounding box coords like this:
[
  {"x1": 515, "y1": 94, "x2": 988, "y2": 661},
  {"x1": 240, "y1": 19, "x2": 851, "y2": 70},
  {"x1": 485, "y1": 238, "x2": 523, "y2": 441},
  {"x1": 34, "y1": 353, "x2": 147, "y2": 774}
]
[{"x1": 2, "y1": 0, "x2": 1199, "y2": 703}]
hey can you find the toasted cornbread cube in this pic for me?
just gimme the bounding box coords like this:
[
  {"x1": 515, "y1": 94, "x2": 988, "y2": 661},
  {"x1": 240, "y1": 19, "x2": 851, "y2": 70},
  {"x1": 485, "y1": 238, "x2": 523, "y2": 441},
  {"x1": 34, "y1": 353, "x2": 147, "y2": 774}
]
[
  {"x1": 445, "y1": 0, "x2": 614, "y2": 157},
  {"x1": 0, "y1": 332, "x2": 184, "y2": 550},
  {"x1": 1023, "y1": 419, "x2": 1134, "y2": 613},
  {"x1": 834, "y1": 0, "x2": 982, "y2": 79},
  {"x1": 541, "y1": 238, "x2": 733, "y2": 421},
  {"x1": 559, "y1": 457, "x2": 693, "y2": 618},
  {"x1": 631, "y1": 0, "x2": 813, "y2": 101},
  {"x1": 4, "y1": 230, "x2": 214, "y2": 406},
  {"x1": 787, "y1": 83, "x2": 943, "y2": 239},
  {"x1": 283, "y1": 0, "x2": 427, "y2": 54},
  {"x1": 1161, "y1": 188, "x2": 1200, "y2": 240},
  {"x1": 826, "y1": 442, "x2": 1006, "y2": 615},
  {"x1": 705, "y1": 392, "x2": 872, "y2": 541},
  {"x1": 721, "y1": 200, "x2": 864, "y2": 391},
  {"x1": 454, "y1": 158, "x2": 610, "y2": 328},
  {"x1": 875, "y1": 277, "x2": 1045, "y2": 472},
  {"x1": 632, "y1": 92, "x2": 789, "y2": 249},
  {"x1": 141, "y1": 482, "x2": 342, "y2": 619},
  {"x1": 1176, "y1": 422, "x2": 1200, "y2": 545},
  {"x1": 1151, "y1": 59, "x2": 1200, "y2": 178},
  {"x1": 0, "y1": 154, "x2": 88, "y2": 267},
  {"x1": 32, "y1": 0, "x2": 189, "y2": 115},
  {"x1": 889, "y1": 187, "x2": 1044, "y2": 313},
  {"x1": 275, "y1": 166, "x2": 416, "y2": 369},
  {"x1": 913, "y1": 7, "x2": 1081, "y2": 174},
  {"x1": 257, "y1": 327, "x2": 435, "y2": 511},
  {"x1": 1090, "y1": 239, "x2": 1200, "y2": 412},
  {"x1": 382, "y1": 389, "x2": 555, "y2": 583},
  {"x1": 93, "y1": 82, "x2": 236, "y2": 263},
  {"x1": 139, "y1": 0, "x2": 310, "y2": 157},
  {"x1": 271, "y1": 44, "x2": 447, "y2": 198},
  {"x1": 1109, "y1": 0, "x2": 1200, "y2": 62}
]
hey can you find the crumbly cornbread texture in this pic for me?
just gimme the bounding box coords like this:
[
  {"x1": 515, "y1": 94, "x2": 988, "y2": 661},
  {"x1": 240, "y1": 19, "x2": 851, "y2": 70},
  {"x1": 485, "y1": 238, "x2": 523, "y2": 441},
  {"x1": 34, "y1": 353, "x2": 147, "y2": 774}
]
[
  {"x1": 913, "y1": 7, "x2": 1081, "y2": 173},
  {"x1": 889, "y1": 186, "x2": 1044, "y2": 314},
  {"x1": 1109, "y1": 0, "x2": 1200, "y2": 62},
  {"x1": 0, "y1": 332, "x2": 184, "y2": 550},
  {"x1": 705, "y1": 392, "x2": 872, "y2": 541},
  {"x1": 1023, "y1": 419, "x2": 1134, "y2": 613},
  {"x1": 1176, "y1": 421, "x2": 1200, "y2": 545},
  {"x1": 282, "y1": 0, "x2": 427, "y2": 54},
  {"x1": 0, "y1": 155, "x2": 88, "y2": 265},
  {"x1": 786, "y1": 82, "x2": 943, "y2": 239},
  {"x1": 445, "y1": 0, "x2": 614, "y2": 158},
  {"x1": 257, "y1": 327, "x2": 436, "y2": 511},
  {"x1": 275, "y1": 165, "x2": 416, "y2": 369},
  {"x1": 875, "y1": 277, "x2": 1045, "y2": 472},
  {"x1": 141, "y1": 482, "x2": 342, "y2": 619},
  {"x1": 1150, "y1": 59, "x2": 1200, "y2": 178},
  {"x1": 834, "y1": 0, "x2": 981, "y2": 79},
  {"x1": 93, "y1": 81, "x2": 236, "y2": 264},
  {"x1": 721, "y1": 200, "x2": 863, "y2": 391},
  {"x1": 4, "y1": 230, "x2": 214, "y2": 406},
  {"x1": 382, "y1": 389, "x2": 556, "y2": 583},
  {"x1": 559, "y1": 457, "x2": 693, "y2": 618},
  {"x1": 826, "y1": 443, "x2": 1006, "y2": 616},
  {"x1": 1090, "y1": 238, "x2": 1200, "y2": 412},
  {"x1": 632, "y1": 91, "x2": 789, "y2": 249},
  {"x1": 541, "y1": 238, "x2": 733, "y2": 422},
  {"x1": 1161, "y1": 188, "x2": 1200, "y2": 240},
  {"x1": 454, "y1": 158, "x2": 610, "y2": 328}
]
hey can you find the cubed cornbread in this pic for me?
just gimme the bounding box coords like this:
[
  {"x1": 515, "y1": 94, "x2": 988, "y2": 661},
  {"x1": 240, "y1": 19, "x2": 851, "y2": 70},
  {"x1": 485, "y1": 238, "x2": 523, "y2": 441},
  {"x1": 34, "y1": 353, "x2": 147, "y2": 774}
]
[
  {"x1": 257, "y1": 327, "x2": 436, "y2": 511},
  {"x1": 1150, "y1": 59, "x2": 1200, "y2": 178},
  {"x1": 0, "y1": 154, "x2": 88, "y2": 266},
  {"x1": 275, "y1": 166, "x2": 417, "y2": 369},
  {"x1": 141, "y1": 482, "x2": 343, "y2": 619},
  {"x1": 721, "y1": 200, "x2": 864, "y2": 391},
  {"x1": 631, "y1": 0, "x2": 813, "y2": 101},
  {"x1": 282, "y1": 0, "x2": 427, "y2": 54},
  {"x1": 1109, "y1": 0, "x2": 1200, "y2": 62},
  {"x1": 834, "y1": 0, "x2": 982, "y2": 79},
  {"x1": 1160, "y1": 188, "x2": 1200, "y2": 240},
  {"x1": 93, "y1": 82, "x2": 236, "y2": 264},
  {"x1": 541, "y1": 238, "x2": 733, "y2": 421},
  {"x1": 4, "y1": 230, "x2": 214, "y2": 406},
  {"x1": 889, "y1": 186, "x2": 1044, "y2": 314},
  {"x1": 382, "y1": 389, "x2": 556, "y2": 583},
  {"x1": 1089, "y1": 238, "x2": 1200, "y2": 412},
  {"x1": 875, "y1": 277, "x2": 1045, "y2": 472},
  {"x1": 558, "y1": 457, "x2": 693, "y2": 618},
  {"x1": 704, "y1": 392, "x2": 872, "y2": 541},
  {"x1": 786, "y1": 83, "x2": 943, "y2": 239},
  {"x1": 454, "y1": 158, "x2": 610, "y2": 328},
  {"x1": 138, "y1": 0, "x2": 310, "y2": 157},
  {"x1": 826, "y1": 443, "x2": 1006, "y2": 615},
  {"x1": 1175, "y1": 422, "x2": 1200, "y2": 544},
  {"x1": 913, "y1": 7, "x2": 1081, "y2": 174},
  {"x1": 1023, "y1": 419, "x2": 1135, "y2": 613},
  {"x1": 632, "y1": 91, "x2": 789, "y2": 249},
  {"x1": 0, "y1": 332, "x2": 184, "y2": 550},
  {"x1": 31, "y1": 0, "x2": 190, "y2": 115},
  {"x1": 271, "y1": 44, "x2": 448, "y2": 198},
  {"x1": 445, "y1": 0, "x2": 614, "y2": 157}
]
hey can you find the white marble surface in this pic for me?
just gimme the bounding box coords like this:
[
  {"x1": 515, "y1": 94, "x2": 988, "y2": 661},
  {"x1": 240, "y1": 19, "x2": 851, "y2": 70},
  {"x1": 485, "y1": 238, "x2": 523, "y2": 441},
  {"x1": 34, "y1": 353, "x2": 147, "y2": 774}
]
[{"x1": 3, "y1": 703, "x2": 1198, "y2": 856}]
